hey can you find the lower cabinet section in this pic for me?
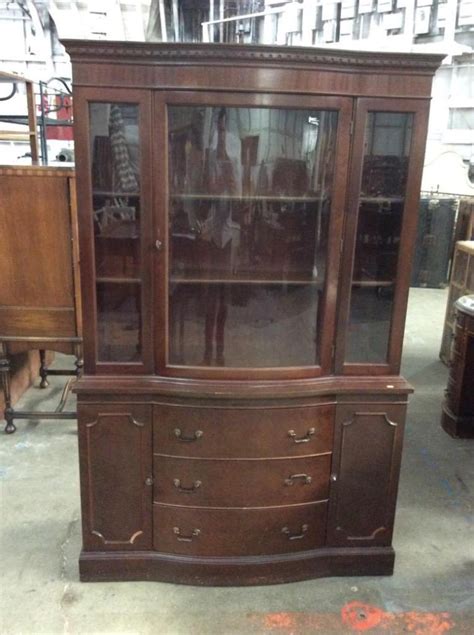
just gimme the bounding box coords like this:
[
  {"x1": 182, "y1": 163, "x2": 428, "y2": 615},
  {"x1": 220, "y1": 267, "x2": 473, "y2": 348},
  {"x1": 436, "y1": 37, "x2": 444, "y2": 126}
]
[
  {"x1": 153, "y1": 502, "x2": 328, "y2": 557},
  {"x1": 76, "y1": 392, "x2": 409, "y2": 584}
]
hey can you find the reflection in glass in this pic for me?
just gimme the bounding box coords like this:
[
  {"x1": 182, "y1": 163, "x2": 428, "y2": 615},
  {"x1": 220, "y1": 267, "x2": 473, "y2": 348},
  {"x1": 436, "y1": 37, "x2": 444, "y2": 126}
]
[
  {"x1": 346, "y1": 112, "x2": 413, "y2": 364},
  {"x1": 170, "y1": 283, "x2": 322, "y2": 368},
  {"x1": 96, "y1": 282, "x2": 141, "y2": 362},
  {"x1": 167, "y1": 106, "x2": 338, "y2": 367},
  {"x1": 89, "y1": 103, "x2": 142, "y2": 362}
]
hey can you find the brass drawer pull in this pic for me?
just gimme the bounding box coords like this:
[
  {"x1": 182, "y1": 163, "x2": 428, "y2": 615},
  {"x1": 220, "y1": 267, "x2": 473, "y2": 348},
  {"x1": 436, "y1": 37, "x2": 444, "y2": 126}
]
[
  {"x1": 174, "y1": 428, "x2": 203, "y2": 442},
  {"x1": 284, "y1": 473, "x2": 312, "y2": 486},
  {"x1": 281, "y1": 524, "x2": 309, "y2": 540},
  {"x1": 288, "y1": 427, "x2": 316, "y2": 443},
  {"x1": 173, "y1": 527, "x2": 201, "y2": 542},
  {"x1": 173, "y1": 478, "x2": 202, "y2": 493}
]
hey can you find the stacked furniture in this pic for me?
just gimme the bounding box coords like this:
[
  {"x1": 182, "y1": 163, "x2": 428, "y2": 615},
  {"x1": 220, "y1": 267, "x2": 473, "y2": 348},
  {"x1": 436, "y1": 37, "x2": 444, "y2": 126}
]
[{"x1": 64, "y1": 40, "x2": 441, "y2": 585}]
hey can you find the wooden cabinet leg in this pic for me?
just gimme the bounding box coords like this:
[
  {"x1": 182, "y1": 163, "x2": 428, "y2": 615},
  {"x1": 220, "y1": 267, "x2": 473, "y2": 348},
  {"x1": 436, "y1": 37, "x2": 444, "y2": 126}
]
[
  {"x1": 39, "y1": 349, "x2": 49, "y2": 388},
  {"x1": 0, "y1": 344, "x2": 16, "y2": 434}
]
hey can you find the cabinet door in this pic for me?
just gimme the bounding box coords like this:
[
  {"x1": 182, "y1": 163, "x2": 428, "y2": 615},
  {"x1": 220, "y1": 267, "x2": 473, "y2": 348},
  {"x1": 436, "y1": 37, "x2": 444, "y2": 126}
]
[
  {"x1": 327, "y1": 402, "x2": 406, "y2": 546},
  {"x1": 73, "y1": 88, "x2": 153, "y2": 373},
  {"x1": 337, "y1": 98, "x2": 430, "y2": 374},
  {"x1": 78, "y1": 404, "x2": 153, "y2": 550},
  {"x1": 154, "y1": 92, "x2": 352, "y2": 379}
]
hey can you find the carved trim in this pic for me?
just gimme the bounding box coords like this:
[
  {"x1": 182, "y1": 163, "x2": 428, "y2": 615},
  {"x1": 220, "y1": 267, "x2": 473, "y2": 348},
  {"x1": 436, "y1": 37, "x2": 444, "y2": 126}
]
[
  {"x1": 343, "y1": 412, "x2": 398, "y2": 427},
  {"x1": 86, "y1": 413, "x2": 145, "y2": 428},
  {"x1": 335, "y1": 411, "x2": 399, "y2": 542},
  {"x1": 91, "y1": 529, "x2": 143, "y2": 545},
  {"x1": 62, "y1": 40, "x2": 443, "y2": 73},
  {"x1": 85, "y1": 411, "x2": 148, "y2": 548},
  {"x1": 347, "y1": 526, "x2": 386, "y2": 541}
]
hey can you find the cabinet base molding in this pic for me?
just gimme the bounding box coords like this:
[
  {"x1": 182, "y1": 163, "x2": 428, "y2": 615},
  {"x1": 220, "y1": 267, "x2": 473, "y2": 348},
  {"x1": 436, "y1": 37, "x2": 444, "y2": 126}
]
[{"x1": 79, "y1": 547, "x2": 395, "y2": 586}]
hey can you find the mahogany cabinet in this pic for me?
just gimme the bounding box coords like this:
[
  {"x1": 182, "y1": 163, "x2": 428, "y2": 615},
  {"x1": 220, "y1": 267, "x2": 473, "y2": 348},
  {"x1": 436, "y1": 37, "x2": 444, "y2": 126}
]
[
  {"x1": 64, "y1": 40, "x2": 442, "y2": 585},
  {"x1": 441, "y1": 294, "x2": 474, "y2": 438}
]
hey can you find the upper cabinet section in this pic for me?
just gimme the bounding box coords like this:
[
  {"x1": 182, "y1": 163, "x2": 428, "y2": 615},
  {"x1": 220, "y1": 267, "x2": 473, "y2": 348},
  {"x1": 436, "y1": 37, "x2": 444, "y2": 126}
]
[{"x1": 65, "y1": 41, "x2": 442, "y2": 378}]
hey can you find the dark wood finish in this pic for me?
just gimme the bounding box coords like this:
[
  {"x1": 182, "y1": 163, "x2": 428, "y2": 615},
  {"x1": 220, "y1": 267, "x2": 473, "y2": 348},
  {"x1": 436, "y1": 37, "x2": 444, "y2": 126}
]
[
  {"x1": 153, "y1": 501, "x2": 327, "y2": 556},
  {"x1": 63, "y1": 40, "x2": 441, "y2": 99},
  {"x1": 79, "y1": 546, "x2": 395, "y2": 585},
  {"x1": 65, "y1": 39, "x2": 440, "y2": 585},
  {"x1": 78, "y1": 404, "x2": 153, "y2": 549},
  {"x1": 153, "y1": 454, "x2": 331, "y2": 506},
  {"x1": 153, "y1": 403, "x2": 334, "y2": 458},
  {"x1": 327, "y1": 402, "x2": 406, "y2": 546},
  {"x1": 441, "y1": 296, "x2": 474, "y2": 438}
]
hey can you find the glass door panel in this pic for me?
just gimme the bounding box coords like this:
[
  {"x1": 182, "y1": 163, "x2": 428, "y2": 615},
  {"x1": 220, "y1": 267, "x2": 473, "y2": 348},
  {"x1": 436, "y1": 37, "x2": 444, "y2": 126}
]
[
  {"x1": 346, "y1": 112, "x2": 413, "y2": 364},
  {"x1": 89, "y1": 102, "x2": 142, "y2": 362},
  {"x1": 167, "y1": 105, "x2": 338, "y2": 368}
]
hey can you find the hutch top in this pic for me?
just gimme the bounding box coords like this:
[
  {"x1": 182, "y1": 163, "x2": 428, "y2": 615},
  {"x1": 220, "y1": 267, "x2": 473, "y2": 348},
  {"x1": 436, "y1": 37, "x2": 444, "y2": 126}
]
[{"x1": 64, "y1": 40, "x2": 442, "y2": 586}]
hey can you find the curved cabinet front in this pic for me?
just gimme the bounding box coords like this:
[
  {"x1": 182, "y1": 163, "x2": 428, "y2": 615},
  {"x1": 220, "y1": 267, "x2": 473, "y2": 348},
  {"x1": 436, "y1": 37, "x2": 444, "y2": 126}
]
[{"x1": 77, "y1": 392, "x2": 407, "y2": 584}]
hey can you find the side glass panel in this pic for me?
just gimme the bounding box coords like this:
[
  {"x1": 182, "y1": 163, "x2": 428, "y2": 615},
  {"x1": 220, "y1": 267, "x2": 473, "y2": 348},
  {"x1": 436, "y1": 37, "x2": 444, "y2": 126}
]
[
  {"x1": 167, "y1": 106, "x2": 338, "y2": 368},
  {"x1": 346, "y1": 112, "x2": 413, "y2": 364},
  {"x1": 89, "y1": 102, "x2": 141, "y2": 362}
]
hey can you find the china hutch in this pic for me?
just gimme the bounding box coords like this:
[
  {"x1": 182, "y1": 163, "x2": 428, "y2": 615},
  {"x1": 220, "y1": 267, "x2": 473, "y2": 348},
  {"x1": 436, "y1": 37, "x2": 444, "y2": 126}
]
[{"x1": 64, "y1": 39, "x2": 442, "y2": 585}]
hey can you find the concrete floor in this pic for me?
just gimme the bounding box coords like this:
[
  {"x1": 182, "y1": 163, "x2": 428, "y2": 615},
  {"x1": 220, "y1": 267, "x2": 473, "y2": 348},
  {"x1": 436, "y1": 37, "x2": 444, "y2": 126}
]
[{"x1": 1, "y1": 288, "x2": 473, "y2": 635}]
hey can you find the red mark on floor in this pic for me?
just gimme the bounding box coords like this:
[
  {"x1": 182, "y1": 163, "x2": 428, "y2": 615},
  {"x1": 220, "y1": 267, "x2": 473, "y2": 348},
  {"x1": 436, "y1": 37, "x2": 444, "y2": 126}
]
[
  {"x1": 251, "y1": 603, "x2": 454, "y2": 633},
  {"x1": 263, "y1": 613, "x2": 295, "y2": 630},
  {"x1": 403, "y1": 610, "x2": 453, "y2": 635},
  {"x1": 341, "y1": 601, "x2": 386, "y2": 631}
]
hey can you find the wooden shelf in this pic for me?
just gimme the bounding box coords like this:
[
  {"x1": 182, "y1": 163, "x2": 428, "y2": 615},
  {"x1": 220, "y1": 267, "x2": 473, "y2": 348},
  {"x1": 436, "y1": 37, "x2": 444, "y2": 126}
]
[
  {"x1": 359, "y1": 196, "x2": 404, "y2": 204},
  {"x1": 170, "y1": 274, "x2": 322, "y2": 286},
  {"x1": 96, "y1": 276, "x2": 141, "y2": 284},
  {"x1": 352, "y1": 280, "x2": 395, "y2": 287},
  {"x1": 170, "y1": 193, "x2": 326, "y2": 203},
  {"x1": 93, "y1": 190, "x2": 140, "y2": 197}
]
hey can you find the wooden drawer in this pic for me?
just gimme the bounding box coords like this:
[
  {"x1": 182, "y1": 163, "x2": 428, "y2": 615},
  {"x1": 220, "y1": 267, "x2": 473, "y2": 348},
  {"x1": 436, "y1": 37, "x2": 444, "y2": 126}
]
[
  {"x1": 153, "y1": 501, "x2": 327, "y2": 556},
  {"x1": 153, "y1": 454, "x2": 331, "y2": 507},
  {"x1": 153, "y1": 403, "x2": 334, "y2": 458}
]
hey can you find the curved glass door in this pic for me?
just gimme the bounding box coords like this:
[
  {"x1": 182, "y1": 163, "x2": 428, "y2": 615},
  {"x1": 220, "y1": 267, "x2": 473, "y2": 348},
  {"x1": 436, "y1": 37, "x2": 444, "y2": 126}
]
[{"x1": 166, "y1": 105, "x2": 339, "y2": 369}]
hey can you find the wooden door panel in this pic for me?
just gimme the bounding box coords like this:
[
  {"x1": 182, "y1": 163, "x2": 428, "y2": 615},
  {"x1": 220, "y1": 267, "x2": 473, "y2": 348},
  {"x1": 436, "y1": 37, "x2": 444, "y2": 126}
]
[
  {"x1": 327, "y1": 403, "x2": 406, "y2": 546},
  {"x1": 78, "y1": 404, "x2": 153, "y2": 550}
]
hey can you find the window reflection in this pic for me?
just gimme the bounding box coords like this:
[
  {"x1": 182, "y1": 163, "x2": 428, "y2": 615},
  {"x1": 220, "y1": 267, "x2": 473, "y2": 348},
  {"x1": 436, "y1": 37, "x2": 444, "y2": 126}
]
[
  {"x1": 346, "y1": 112, "x2": 414, "y2": 364},
  {"x1": 168, "y1": 106, "x2": 338, "y2": 368},
  {"x1": 89, "y1": 102, "x2": 142, "y2": 363}
]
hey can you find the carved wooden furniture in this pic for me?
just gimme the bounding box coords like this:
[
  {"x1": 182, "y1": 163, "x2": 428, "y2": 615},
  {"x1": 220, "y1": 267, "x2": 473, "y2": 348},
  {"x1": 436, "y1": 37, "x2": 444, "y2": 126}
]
[
  {"x1": 441, "y1": 294, "x2": 474, "y2": 438},
  {"x1": 64, "y1": 39, "x2": 442, "y2": 585},
  {"x1": 440, "y1": 241, "x2": 474, "y2": 364},
  {"x1": 0, "y1": 165, "x2": 82, "y2": 433}
]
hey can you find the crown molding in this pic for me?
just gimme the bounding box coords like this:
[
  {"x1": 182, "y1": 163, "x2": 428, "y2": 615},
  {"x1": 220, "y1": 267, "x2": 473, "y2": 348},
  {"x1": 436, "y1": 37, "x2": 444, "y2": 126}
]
[{"x1": 62, "y1": 40, "x2": 444, "y2": 74}]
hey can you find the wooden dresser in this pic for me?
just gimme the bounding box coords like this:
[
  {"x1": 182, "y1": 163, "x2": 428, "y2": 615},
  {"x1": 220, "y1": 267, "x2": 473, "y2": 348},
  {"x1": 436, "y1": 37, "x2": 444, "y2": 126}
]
[{"x1": 64, "y1": 40, "x2": 441, "y2": 585}]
